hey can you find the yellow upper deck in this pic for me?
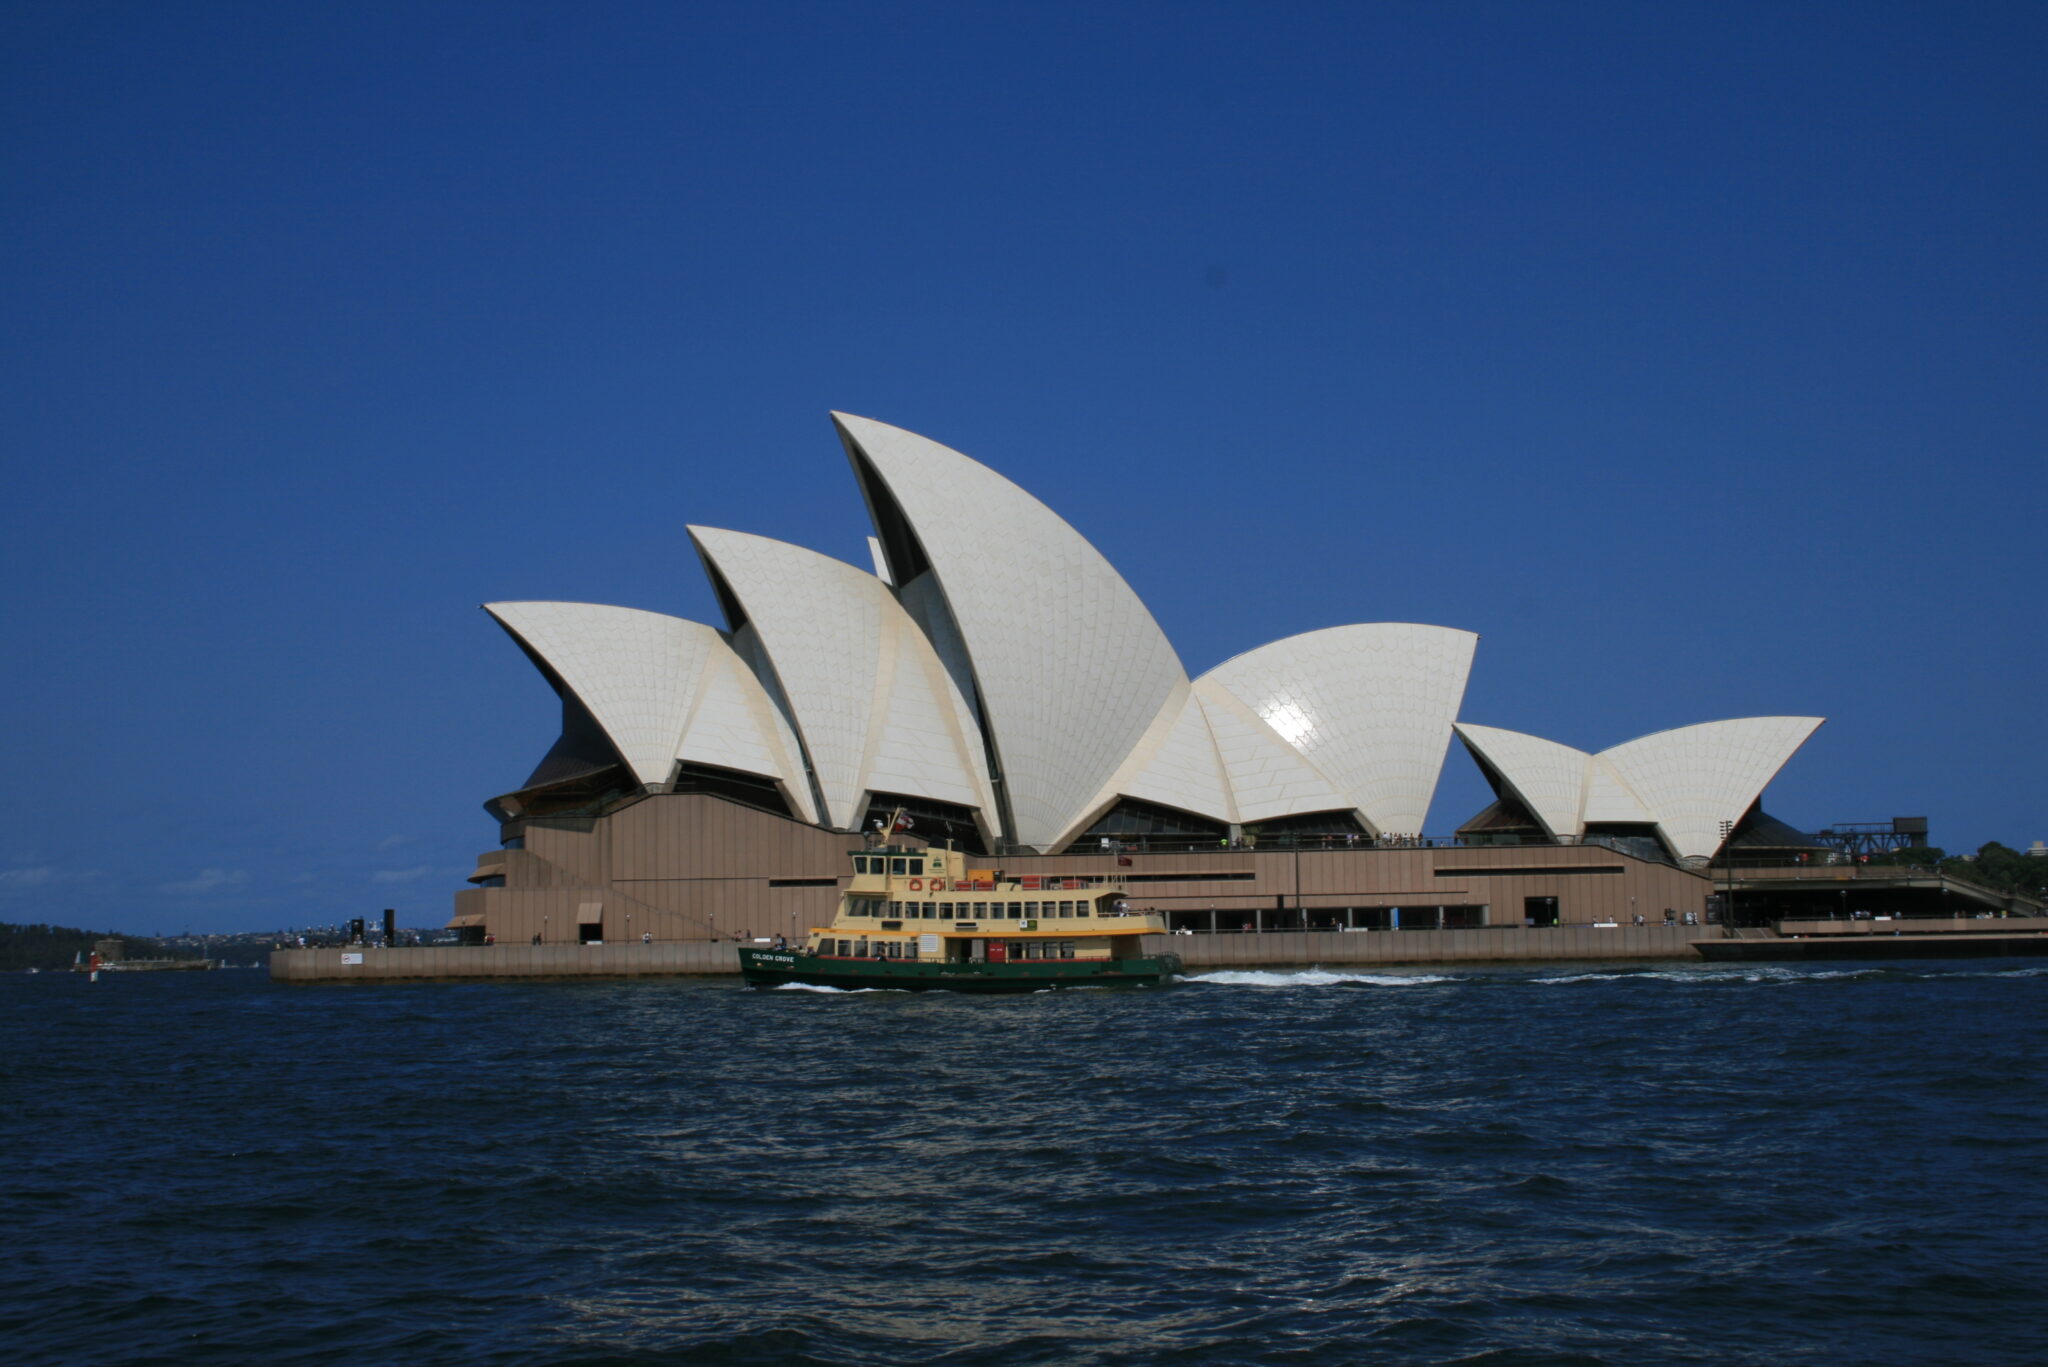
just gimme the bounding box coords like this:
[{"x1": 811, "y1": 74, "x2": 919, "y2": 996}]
[{"x1": 831, "y1": 844, "x2": 1165, "y2": 938}]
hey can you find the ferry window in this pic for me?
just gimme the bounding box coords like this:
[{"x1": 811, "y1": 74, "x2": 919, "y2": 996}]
[
  {"x1": 938, "y1": 901, "x2": 952, "y2": 917},
  {"x1": 1077, "y1": 901, "x2": 1093, "y2": 917},
  {"x1": 890, "y1": 858, "x2": 907, "y2": 875},
  {"x1": 1006, "y1": 902, "x2": 1023, "y2": 918},
  {"x1": 1060, "y1": 942, "x2": 1075, "y2": 959}
]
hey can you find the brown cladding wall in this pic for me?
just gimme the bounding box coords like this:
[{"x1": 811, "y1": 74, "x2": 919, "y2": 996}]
[{"x1": 457, "y1": 794, "x2": 1712, "y2": 946}]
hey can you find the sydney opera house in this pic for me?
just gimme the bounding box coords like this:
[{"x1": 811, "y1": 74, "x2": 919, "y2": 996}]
[{"x1": 451, "y1": 414, "x2": 1823, "y2": 946}]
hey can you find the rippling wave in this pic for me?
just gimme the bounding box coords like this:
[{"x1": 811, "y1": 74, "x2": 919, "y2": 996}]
[{"x1": 6, "y1": 960, "x2": 2046, "y2": 1365}]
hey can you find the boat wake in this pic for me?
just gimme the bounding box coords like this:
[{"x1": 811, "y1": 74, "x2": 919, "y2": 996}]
[
  {"x1": 1189, "y1": 968, "x2": 1453, "y2": 988},
  {"x1": 771, "y1": 982, "x2": 905, "y2": 994}
]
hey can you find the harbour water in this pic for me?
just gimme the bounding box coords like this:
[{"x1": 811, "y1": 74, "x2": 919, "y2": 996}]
[{"x1": 5, "y1": 961, "x2": 2045, "y2": 1365}]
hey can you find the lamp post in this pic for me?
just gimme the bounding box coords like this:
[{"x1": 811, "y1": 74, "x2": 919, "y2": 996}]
[{"x1": 1293, "y1": 837, "x2": 1303, "y2": 931}]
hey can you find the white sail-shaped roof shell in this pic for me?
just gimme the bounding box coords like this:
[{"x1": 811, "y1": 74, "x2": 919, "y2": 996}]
[
  {"x1": 1194, "y1": 682, "x2": 1355, "y2": 823},
  {"x1": 687, "y1": 527, "x2": 997, "y2": 834},
  {"x1": 1581, "y1": 761, "x2": 1654, "y2": 825},
  {"x1": 1201, "y1": 624, "x2": 1478, "y2": 837},
  {"x1": 484, "y1": 601, "x2": 817, "y2": 823},
  {"x1": 835, "y1": 413, "x2": 1189, "y2": 851},
  {"x1": 1118, "y1": 685, "x2": 1237, "y2": 823},
  {"x1": 1598, "y1": 717, "x2": 1824, "y2": 861},
  {"x1": 1456, "y1": 715, "x2": 1823, "y2": 859},
  {"x1": 1453, "y1": 723, "x2": 1591, "y2": 839},
  {"x1": 1054, "y1": 684, "x2": 1238, "y2": 845}
]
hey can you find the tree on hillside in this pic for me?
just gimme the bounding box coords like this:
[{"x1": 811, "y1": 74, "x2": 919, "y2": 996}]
[
  {"x1": 0, "y1": 922, "x2": 185, "y2": 972},
  {"x1": 1944, "y1": 842, "x2": 2048, "y2": 898}
]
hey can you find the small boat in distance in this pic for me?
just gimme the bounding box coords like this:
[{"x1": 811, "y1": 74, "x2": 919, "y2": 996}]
[{"x1": 740, "y1": 844, "x2": 1181, "y2": 992}]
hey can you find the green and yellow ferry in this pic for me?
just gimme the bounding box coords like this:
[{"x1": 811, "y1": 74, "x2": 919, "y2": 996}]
[{"x1": 739, "y1": 844, "x2": 1181, "y2": 992}]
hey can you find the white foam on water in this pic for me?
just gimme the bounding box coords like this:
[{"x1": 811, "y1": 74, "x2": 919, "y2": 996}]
[
  {"x1": 1530, "y1": 965, "x2": 1907, "y2": 987},
  {"x1": 1189, "y1": 968, "x2": 1453, "y2": 988},
  {"x1": 771, "y1": 982, "x2": 903, "y2": 994}
]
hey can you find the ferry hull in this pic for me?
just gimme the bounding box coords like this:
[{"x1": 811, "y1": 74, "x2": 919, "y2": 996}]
[{"x1": 740, "y1": 949, "x2": 1182, "y2": 992}]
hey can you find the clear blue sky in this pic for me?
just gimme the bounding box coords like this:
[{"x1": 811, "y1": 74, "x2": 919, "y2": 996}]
[{"x1": 5, "y1": 2, "x2": 2043, "y2": 935}]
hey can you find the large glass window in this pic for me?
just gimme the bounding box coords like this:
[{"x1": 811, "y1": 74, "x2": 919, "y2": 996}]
[
  {"x1": 1075, "y1": 797, "x2": 1228, "y2": 850},
  {"x1": 890, "y1": 858, "x2": 907, "y2": 876},
  {"x1": 858, "y1": 792, "x2": 989, "y2": 855},
  {"x1": 1244, "y1": 810, "x2": 1369, "y2": 845}
]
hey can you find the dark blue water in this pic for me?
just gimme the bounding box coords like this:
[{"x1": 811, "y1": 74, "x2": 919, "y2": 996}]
[{"x1": 5, "y1": 961, "x2": 2046, "y2": 1366}]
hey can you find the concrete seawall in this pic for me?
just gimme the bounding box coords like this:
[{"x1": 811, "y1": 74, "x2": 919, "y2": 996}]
[
  {"x1": 271, "y1": 942, "x2": 741, "y2": 982},
  {"x1": 271, "y1": 926, "x2": 1714, "y2": 982}
]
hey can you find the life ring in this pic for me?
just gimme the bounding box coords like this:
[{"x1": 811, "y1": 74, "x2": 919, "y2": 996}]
[{"x1": 908, "y1": 877, "x2": 923, "y2": 891}]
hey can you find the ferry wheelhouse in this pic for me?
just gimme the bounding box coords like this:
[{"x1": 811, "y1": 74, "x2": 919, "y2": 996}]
[{"x1": 738, "y1": 844, "x2": 1181, "y2": 992}]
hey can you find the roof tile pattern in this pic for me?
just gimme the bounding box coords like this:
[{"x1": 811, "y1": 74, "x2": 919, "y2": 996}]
[
  {"x1": 1193, "y1": 682, "x2": 1353, "y2": 823},
  {"x1": 835, "y1": 414, "x2": 1188, "y2": 850},
  {"x1": 1118, "y1": 686, "x2": 1238, "y2": 824},
  {"x1": 485, "y1": 601, "x2": 814, "y2": 820},
  {"x1": 1057, "y1": 684, "x2": 1239, "y2": 843},
  {"x1": 1202, "y1": 625, "x2": 1478, "y2": 836},
  {"x1": 1581, "y1": 762, "x2": 1654, "y2": 825},
  {"x1": 1453, "y1": 723, "x2": 1591, "y2": 838},
  {"x1": 1599, "y1": 717, "x2": 1824, "y2": 861},
  {"x1": 1454, "y1": 715, "x2": 1823, "y2": 860},
  {"x1": 688, "y1": 528, "x2": 994, "y2": 831}
]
